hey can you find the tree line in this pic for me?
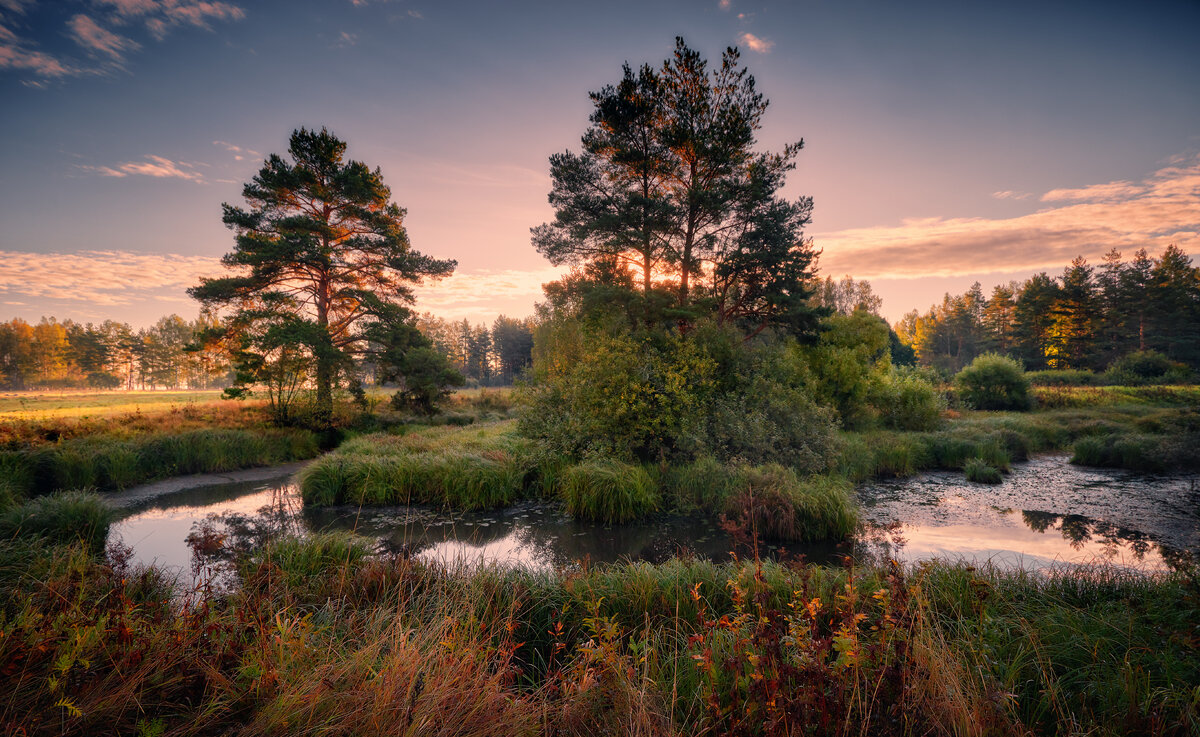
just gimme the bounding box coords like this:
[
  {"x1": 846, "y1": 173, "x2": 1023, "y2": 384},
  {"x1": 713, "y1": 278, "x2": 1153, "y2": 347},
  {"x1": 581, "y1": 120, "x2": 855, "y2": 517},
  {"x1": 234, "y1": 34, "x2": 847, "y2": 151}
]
[
  {"x1": 896, "y1": 246, "x2": 1200, "y2": 373},
  {"x1": 0, "y1": 311, "x2": 535, "y2": 393},
  {"x1": 0, "y1": 314, "x2": 231, "y2": 391}
]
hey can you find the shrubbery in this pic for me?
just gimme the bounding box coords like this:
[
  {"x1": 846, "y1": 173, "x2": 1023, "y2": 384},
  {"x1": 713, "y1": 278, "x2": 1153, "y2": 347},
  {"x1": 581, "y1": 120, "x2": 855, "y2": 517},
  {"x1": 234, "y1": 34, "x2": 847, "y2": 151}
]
[
  {"x1": 1103, "y1": 350, "x2": 1192, "y2": 386},
  {"x1": 953, "y1": 353, "x2": 1033, "y2": 410}
]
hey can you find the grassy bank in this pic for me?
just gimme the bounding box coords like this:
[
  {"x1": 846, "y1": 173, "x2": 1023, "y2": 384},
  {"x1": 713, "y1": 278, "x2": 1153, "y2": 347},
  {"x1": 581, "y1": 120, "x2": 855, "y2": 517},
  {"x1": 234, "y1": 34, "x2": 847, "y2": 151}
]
[
  {"x1": 0, "y1": 427, "x2": 320, "y2": 499},
  {"x1": 300, "y1": 421, "x2": 860, "y2": 542},
  {"x1": 0, "y1": 537, "x2": 1195, "y2": 736}
]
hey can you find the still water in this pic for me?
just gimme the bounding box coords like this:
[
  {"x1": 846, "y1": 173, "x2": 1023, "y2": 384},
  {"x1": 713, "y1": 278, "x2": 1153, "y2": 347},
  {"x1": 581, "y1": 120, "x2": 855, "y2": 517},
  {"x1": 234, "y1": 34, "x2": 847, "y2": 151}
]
[{"x1": 108, "y1": 454, "x2": 1197, "y2": 574}]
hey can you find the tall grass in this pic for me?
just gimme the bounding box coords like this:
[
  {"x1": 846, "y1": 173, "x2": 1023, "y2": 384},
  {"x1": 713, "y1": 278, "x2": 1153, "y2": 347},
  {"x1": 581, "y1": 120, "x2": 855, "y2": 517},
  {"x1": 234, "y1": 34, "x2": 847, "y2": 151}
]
[
  {"x1": 0, "y1": 491, "x2": 113, "y2": 553},
  {"x1": 2, "y1": 539, "x2": 1195, "y2": 736},
  {"x1": 560, "y1": 459, "x2": 659, "y2": 523},
  {"x1": 0, "y1": 427, "x2": 320, "y2": 499}
]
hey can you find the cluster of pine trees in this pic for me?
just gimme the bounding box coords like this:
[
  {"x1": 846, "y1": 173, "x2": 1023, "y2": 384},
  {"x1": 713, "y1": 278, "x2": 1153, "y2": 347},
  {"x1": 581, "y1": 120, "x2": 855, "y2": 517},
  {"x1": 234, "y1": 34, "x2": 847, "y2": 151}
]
[
  {"x1": 414, "y1": 314, "x2": 535, "y2": 386},
  {"x1": 897, "y1": 246, "x2": 1200, "y2": 372},
  {"x1": 0, "y1": 314, "x2": 231, "y2": 391}
]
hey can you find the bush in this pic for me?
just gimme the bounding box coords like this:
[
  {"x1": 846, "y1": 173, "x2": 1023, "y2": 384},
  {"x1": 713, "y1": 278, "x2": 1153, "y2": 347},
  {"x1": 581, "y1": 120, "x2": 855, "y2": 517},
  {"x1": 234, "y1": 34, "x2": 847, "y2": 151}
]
[
  {"x1": 1026, "y1": 369, "x2": 1099, "y2": 387},
  {"x1": 0, "y1": 491, "x2": 113, "y2": 553},
  {"x1": 560, "y1": 459, "x2": 659, "y2": 523},
  {"x1": 964, "y1": 457, "x2": 1003, "y2": 484},
  {"x1": 872, "y1": 368, "x2": 945, "y2": 431},
  {"x1": 1103, "y1": 350, "x2": 1191, "y2": 386},
  {"x1": 953, "y1": 353, "x2": 1032, "y2": 411}
]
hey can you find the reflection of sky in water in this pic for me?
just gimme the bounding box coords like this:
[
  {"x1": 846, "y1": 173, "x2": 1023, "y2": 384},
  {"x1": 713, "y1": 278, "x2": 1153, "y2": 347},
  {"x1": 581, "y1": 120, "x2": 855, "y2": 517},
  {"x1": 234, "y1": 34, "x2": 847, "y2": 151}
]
[{"x1": 110, "y1": 453, "x2": 1198, "y2": 574}]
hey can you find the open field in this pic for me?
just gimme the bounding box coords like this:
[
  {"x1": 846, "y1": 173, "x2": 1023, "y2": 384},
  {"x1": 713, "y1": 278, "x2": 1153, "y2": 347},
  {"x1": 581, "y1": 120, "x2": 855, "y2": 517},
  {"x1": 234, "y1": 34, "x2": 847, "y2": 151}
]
[{"x1": 0, "y1": 389, "x2": 229, "y2": 421}]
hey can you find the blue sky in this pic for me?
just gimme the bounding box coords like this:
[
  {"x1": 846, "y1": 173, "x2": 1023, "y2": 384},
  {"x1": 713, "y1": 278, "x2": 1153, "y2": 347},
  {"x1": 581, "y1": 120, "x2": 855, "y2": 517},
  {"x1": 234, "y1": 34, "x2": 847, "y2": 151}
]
[{"x1": 1, "y1": 0, "x2": 1198, "y2": 325}]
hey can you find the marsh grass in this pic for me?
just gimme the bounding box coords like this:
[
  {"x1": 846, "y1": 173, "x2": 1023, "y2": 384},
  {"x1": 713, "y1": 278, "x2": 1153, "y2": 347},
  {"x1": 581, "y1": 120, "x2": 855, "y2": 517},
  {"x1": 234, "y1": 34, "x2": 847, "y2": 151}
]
[
  {"x1": 560, "y1": 459, "x2": 659, "y2": 523},
  {"x1": 0, "y1": 428, "x2": 320, "y2": 500},
  {"x1": 964, "y1": 457, "x2": 1003, "y2": 484},
  {"x1": 0, "y1": 491, "x2": 113, "y2": 553},
  {"x1": 3, "y1": 538, "x2": 1194, "y2": 737}
]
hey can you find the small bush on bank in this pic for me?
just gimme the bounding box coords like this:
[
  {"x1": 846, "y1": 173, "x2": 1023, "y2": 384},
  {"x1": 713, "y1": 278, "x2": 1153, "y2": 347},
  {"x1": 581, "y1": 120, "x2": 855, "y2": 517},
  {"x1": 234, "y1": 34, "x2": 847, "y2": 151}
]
[
  {"x1": 0, "y1": 491, "x2": 113, "y2": 553},
  {"x1": 954, "y1": 353, "x2": 1033, "y2": 411},
  {"x1": 964, "y1": 457, "x2": 1003, "y2": 484},
  {"x1": 560, "y1": 459, "x2": 659, "y2": 523}
]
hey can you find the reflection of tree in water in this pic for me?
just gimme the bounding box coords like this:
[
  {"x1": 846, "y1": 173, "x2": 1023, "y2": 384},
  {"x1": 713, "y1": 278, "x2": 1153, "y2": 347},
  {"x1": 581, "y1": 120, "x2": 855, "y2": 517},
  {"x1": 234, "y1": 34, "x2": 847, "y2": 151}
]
[{"x1": 1017, "y1": 509, "x2": 1179, "y2": 564}]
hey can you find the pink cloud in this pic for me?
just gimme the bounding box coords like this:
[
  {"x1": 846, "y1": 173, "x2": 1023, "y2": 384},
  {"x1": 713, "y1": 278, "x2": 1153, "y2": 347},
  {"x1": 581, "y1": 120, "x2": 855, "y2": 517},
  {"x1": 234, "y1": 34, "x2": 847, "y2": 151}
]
[
  {"x1": 80, "y1": 154, "x2": 206, "y2": 182},
  {"x1": 816, "y1": 155, "x2": 1200, "y2": 279},
  {"x1": 69, "y1": 14, "x2": 139, "y2": 60},
  {"x1": 739, "y1": 32, "x2": 773, "y2": 54}
]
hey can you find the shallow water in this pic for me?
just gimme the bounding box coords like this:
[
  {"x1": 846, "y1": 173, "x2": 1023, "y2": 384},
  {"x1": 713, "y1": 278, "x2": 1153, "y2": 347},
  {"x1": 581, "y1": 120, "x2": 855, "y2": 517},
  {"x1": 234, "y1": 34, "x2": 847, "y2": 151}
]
[{"x1": 108, "y1": 454, "x2": 1198, "y2": 574}]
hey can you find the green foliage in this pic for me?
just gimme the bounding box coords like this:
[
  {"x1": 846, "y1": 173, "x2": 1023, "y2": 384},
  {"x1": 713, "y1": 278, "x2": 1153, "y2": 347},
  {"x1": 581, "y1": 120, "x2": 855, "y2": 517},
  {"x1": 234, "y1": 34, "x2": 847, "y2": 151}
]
[
  {"x1": 0, "y1": 491, "x2": 113, "y2": 553},
  {"x1": 954, "y1": 352, "x2": 1033, "y2": 411},
  {"x1": 388, "y1": 346, "x2": 465, "y2": 415},
  {"x1": 1026, "y1": 369, "x2": 1099, "y2": 386},
  {"x1": 0, "y1": 428, "x2": 319, "y2": 498},
  {"x1": 254, "y1": 532, "x2": 371, "y2": 588},
  {"x1": 964, "y1": 457, "x2": 1003, "y2": 484},
  {"x1": 560, "y1": 459, "x2": 659, "y2": 523},
  {"x1": 792, "y1": 310, "x2": 891, "y2": 429},
  {"x1": 519, "y1": 327, "x2": 717, "y2": 462},
  {"x1": 1103, "y1": 350, "x2": 1192, "y2": 386},
  {"x1": 1071, "y1": 431, "x2": 1200, "y2": 472},
  {"x1": 190, "y1": 127, "x2": 456, "y2": 426},
  {"x1": 871, "y1": 368, "x2": 945, "y2": 431},
  {"x1": 721, "y1": 467, "x2": 858, "y2": 542}
]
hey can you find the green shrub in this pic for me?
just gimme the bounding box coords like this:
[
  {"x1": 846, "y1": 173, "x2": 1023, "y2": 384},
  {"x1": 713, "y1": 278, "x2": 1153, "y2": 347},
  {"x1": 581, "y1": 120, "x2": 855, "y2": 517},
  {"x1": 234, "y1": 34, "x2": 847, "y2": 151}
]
[
  {"x1": 953, "y1": 353, "x2": 1032, "y2": 411},
  {"x1": 1026, "y1": 369, "x2": 1099, "y2": 387},
  {"x1": 964, "y1": 457, "x2": 1003, "y2": 484},
  {"x1": 560, "y1": 459, "x2": 659, "y2": 523},
  {"x1": 1103, "y1": 350, "x2": 1191, "y2": 386},
  {"x1": 0, "y1": 491, "x2": 113, "y2": 553},
  {"x1": 872, "y1": 369, "x2": 945, "y2": 431}
]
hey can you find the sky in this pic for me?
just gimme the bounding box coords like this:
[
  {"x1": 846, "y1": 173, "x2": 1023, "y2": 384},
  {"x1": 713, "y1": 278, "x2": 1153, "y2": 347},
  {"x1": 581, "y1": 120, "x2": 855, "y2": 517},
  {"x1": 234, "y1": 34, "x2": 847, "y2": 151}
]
[{"x1": 1, "y1": 0, "x2": 1198, "y2": 327}]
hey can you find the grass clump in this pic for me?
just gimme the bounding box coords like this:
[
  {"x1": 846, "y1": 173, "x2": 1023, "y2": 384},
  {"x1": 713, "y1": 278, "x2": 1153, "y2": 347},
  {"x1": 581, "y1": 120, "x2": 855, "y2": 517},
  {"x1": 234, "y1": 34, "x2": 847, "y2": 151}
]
[
  {"x1": 299, "y1": 422, "x2": 541, "y2": 510},
  {"x1": 0, "y1": 490, "x2": 113, "y2": 553},
  {"x1": 560, "y1": 459, "x2": 659, "y2": 523},
  {"x1": 964, "y1": 457, "x2": 1003, "y2": 484},
  {"x1": 954, "y1": 353, "x2": 1033, "y2": 411}
]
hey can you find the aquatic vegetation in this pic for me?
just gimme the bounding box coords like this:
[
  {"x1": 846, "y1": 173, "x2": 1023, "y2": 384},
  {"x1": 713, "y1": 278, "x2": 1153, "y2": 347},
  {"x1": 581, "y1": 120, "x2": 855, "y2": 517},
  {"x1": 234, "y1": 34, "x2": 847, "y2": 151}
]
[
  {"x1": 560, "y1": 458, "x2": 659, "y2": 523},
  {"x1": 964, "y1": 457, "x2": 1003, "y2": 484}
]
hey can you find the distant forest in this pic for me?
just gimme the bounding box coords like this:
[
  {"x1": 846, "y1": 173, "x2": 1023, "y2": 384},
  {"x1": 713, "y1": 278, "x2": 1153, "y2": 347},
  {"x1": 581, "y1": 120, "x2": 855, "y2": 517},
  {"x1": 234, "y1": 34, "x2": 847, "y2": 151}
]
[
  {"x1": 3, "y1": 246, "x2": 1197, "y2": 391},
  {"x1": 0, "y1": 312, "x2": 534, "y2": 391},
  {"x1": 896, "y1": 245, "x2": 1200, "y2": 373}
]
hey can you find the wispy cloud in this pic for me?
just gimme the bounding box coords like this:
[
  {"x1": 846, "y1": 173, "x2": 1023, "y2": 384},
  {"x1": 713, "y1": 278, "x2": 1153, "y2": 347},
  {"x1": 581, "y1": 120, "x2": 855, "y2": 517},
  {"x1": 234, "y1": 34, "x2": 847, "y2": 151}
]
[
  {"x1": 80, "y1": 154, "x2": 206, "y2": 182},
  {"x1": 333, "y1": 30, "x2": 356, "y2": 47},
  {"x1": 0, "y1": 0, "x2": 246, "y2": 83},
  {"x1": 991, "y1": 190, "x2": 1032, "y2": 200},
  {"x1": 213, "y1": 139, "x2": 260, "y2": 162},
  {"x1": 0, "y1": 250, "x2": 222, "y2": 306},
  {"x1": 69, "y1": 14, "x2": 139, "y2": 61},
  {"x1": 817, "y1": 155, "x2": 1200, "y2": 279},
  {"x1": 739, "y1": 32, "x2": 773, "y2": 54},
  {"x1": 0, "y1": 248, "x2": 561, "y2": 325},
  {"x1": 718, "y1": 0, "x2": 732, "y2": 10}
]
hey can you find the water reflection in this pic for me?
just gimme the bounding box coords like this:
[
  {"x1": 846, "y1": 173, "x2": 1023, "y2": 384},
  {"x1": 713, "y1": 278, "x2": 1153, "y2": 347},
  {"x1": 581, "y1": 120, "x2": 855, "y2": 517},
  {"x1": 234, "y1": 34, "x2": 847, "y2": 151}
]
[{"x1": 108, "y1": 453, "x2": 1198, "y2": 575}]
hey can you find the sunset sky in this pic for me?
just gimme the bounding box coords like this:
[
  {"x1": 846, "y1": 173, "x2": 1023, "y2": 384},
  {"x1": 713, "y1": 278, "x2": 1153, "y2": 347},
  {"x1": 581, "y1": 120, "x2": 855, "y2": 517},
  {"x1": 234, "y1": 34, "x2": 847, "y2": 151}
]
[{"x1": 1, "y1": 0, "x2": 1198, "y2": 327}]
